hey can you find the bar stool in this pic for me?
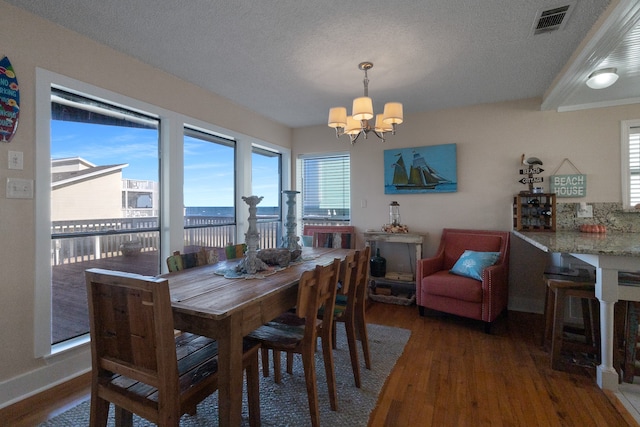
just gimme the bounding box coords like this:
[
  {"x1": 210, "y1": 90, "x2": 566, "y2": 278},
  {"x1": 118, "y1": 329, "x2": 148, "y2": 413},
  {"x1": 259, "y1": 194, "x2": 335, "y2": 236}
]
[
  {"x1": 623, "y1": 301, "x2": 640, "y2": 382},
  {"x1": 620, "y1": 271, "x2": 640, "y2": 383},
  {"x1": 543, "y1": 269, "x2": 600, "y2": 372}
]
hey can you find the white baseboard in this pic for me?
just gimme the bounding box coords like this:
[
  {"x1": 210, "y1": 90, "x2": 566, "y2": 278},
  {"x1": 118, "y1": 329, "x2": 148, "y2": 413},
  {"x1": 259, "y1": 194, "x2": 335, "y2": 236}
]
[{"x1": 0, "y1": 347, "x2": 90, "y2": 409}]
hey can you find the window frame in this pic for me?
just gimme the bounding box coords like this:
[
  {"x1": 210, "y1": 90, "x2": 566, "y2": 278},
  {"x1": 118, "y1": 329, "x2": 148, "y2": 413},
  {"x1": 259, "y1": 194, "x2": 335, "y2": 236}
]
[
  {"x1": 621, "y1": 119, "x2": 640, "y2": 210},
  {"x1": 297, "y1": 152, "x2": 351, "y2": 224}
]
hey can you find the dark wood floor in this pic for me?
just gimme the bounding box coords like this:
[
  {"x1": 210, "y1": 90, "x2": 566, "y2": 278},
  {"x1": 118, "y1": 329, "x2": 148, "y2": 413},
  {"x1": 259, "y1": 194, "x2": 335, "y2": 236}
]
[{"x1": 2, "y1": 303, "x2": 638, "y2": 426}]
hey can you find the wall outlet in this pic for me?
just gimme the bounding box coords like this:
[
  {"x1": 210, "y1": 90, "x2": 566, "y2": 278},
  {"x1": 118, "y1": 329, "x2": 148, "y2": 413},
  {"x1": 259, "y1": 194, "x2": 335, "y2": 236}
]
[
  {"x1": 576, "y1": 204, "x2": 593, "y2": 218},
  {"x1": 6, "y1": 178, "x2": 34, "y2": 199}
]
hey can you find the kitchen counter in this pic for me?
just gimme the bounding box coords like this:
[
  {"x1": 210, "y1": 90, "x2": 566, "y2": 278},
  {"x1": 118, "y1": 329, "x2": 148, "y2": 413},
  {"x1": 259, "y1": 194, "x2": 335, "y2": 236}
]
[
  {"x1": 513, "y1": 230, "x2": 640, "y2": 257},
  {"x1": 513, "y1": 230, "x2": 640, "y2": 391}
]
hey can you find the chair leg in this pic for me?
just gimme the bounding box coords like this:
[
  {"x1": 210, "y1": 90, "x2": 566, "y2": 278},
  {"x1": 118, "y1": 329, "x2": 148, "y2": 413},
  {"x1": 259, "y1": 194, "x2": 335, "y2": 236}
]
[
  {"x1": 344, "y1": 316, "x2": 362, "y2": 388},
  {"x1": 582, "y1": 298, "x2": 594, "y2": 346},
  {"x1": 484, "y1": 322, "x2": 492, "y2": 334},
  {"x1": 286, "y1": 351, "x2": 294, "y2": 374},
  {"x1": 301, "y1": 348, "x2": 320, "y2": 427},
  {"x1": 551, "y1": 287, "x2": 566, "y2": 371},
  {"x1": 114, "y1": 406, "x2": 134, "y2": 427},
  {"x1": 355, "y1": 307, "x2": 372, "y2": 370},
  {"x1": 273, "y1": 350, "x2": 282, "y2": 384},
  {"x1": 89, "y1": 394, "x2": 110, "y2": 427},
  {"x1": 624, "y1": 302, "x2": 640, "y2": 383},
  {"x1": 543, "y1": 284, "x2": 555, "y2": 349},
  {"x1": 260, "y1": 347, "x2": 270, "y2": 377},
  {"x1": 320, "y1": 332, "x2": 338, "y2": 411},
  {"x1": 331, "y1": 320, "x2": 337, "y2": 349},
  {"x1": 246, "y1": 349, "x2": 261, "y2": 427}
]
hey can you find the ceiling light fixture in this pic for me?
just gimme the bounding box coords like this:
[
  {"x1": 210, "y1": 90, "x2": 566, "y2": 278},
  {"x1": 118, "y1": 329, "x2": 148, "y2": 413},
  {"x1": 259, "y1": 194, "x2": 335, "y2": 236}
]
[
  {"x1": 586, "y1": 67, "x2": 619, "y2": 89},
  {"x1": 328, "y1": 62, "x2": 403, "y2": 144}
]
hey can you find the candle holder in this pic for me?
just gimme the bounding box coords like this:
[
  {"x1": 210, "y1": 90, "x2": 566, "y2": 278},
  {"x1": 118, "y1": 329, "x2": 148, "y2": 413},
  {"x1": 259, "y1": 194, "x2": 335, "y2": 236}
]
[
  {"x1": 281, "y1": 190, "x2": 302, "y2": 252},
  {"x1": 237, "y1": 195, "x2": 269, "y2": 274}
]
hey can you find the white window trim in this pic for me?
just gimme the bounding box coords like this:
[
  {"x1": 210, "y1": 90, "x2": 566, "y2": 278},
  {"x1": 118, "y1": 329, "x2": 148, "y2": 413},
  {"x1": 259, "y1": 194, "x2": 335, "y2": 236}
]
[
  {"x1": 621, "y1": 119, "x2": 640, "y2": 211},
  {"x1": 35, "y1": 69, "x2": 291, "y2": 358}
]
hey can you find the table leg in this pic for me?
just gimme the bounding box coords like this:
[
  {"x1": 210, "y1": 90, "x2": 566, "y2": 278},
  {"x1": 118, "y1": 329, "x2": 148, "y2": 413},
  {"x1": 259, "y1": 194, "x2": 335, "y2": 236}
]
[
  {"x1": 217, "y1": 315, "x2": 244, "y2": 427},
  {"x1": 595, "y1": 267, "x2": 620, "y2": 390}
]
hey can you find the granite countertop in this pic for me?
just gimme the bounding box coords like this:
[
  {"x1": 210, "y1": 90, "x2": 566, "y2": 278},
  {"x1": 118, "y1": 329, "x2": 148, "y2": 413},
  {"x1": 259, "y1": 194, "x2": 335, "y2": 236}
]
[{"x1": 513, "y1": 230, "x2": 640, "y2": 257}]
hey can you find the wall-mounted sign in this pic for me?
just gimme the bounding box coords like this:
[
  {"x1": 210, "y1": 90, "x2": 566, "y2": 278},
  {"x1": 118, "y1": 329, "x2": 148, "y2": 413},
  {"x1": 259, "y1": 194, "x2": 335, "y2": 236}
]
[
  {"x1": 549, "y1": 174, "x2": 586, "y2": 197},
  {"x1": 0, "y1": 56, "x2": 19, "y2": 143}
]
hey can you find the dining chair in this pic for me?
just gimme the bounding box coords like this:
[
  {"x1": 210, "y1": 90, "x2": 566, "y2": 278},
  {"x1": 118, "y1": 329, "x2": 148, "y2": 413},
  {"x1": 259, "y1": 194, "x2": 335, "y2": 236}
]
[
  {"x1": 331, "y1": 246, "x2": 372, "y2": 388},
  {"x1": 85, "y1": 268, "x2": 261, "y2": 427},
  {"x1": 247, "y1": 258, "x2": 341, "y2": 427},
  {"x1": 166, "y1": 247, "x2": 220, "y2": 272}
]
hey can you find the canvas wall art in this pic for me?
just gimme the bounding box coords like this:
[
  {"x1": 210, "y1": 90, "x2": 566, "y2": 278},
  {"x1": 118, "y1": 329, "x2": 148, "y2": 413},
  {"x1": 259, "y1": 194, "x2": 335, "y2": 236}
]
[{"x1": 384, "y1": 143, "x2": 457, "y2": 194}]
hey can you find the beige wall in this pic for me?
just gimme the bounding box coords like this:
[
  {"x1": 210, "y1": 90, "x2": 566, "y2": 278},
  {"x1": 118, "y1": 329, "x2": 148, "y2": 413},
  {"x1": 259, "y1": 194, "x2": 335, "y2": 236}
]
[
  {"x1": 52, "y1": 172, "x2": 123, "y2": 221},
  {"x1": 0, "y1": 2, "x2": 291, "y2": 407},
  {"x1": 293, "y1": 98, "x2": 640, "y2": 312}
]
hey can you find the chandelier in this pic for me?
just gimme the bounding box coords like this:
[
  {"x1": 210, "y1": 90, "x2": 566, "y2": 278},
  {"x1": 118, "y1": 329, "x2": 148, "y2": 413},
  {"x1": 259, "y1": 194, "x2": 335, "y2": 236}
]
[{"x1": 328, "y1": 62, "x2": 403, "y2": 144}]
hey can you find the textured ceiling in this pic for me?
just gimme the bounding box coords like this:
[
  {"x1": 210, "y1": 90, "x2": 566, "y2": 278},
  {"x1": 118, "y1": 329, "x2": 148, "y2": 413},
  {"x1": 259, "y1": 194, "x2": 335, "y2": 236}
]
[{"x1": 9, "y1": 0, "x2": 638, "y2": 128}]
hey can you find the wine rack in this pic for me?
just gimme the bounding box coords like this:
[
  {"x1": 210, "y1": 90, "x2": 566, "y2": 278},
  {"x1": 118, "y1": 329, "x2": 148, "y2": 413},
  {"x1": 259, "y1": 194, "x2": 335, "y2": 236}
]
[{"x1": 513, "y1": 193, "x2": 556, "y2": 232}]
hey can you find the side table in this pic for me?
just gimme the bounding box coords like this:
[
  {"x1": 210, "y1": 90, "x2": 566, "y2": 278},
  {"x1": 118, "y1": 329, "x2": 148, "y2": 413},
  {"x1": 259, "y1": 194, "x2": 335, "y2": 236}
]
[{"x1": 364, "y1": 232, "x2": 425, "y2": 305}]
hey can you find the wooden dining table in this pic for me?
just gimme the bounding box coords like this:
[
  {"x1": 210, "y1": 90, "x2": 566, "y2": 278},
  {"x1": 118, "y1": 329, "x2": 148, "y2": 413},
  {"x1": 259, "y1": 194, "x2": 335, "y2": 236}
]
[{"x1": 163, "y1": 246, "x2": 352, "y2": 426}]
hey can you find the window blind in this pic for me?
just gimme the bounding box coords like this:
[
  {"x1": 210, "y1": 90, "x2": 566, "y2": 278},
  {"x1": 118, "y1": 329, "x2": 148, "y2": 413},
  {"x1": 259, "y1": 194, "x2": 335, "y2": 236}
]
[
  {"x1": 301, "y1": 154, "x2": 350, "y2": 221},
  {"x1": 629, "y1": 126, "x2": 640, "y2": 206}
]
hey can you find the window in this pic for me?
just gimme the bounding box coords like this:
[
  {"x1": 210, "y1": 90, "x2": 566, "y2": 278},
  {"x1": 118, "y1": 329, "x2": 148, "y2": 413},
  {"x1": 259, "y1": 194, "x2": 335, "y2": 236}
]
[
  {"x1": 49, "y1": 87, "x2": 161, "y2": 345},
  {"x1": 183, "y1": 128, "x2": 236, "y2": 247},
  {"x1": 35, "y1": 69, "x2": 291, "y2": 357},
  {"x1": 252, "y1": 146, "x2": 282, "y2": 248},
  {"x1": 621, "y1": 120, "x2": 640, "y2": 209},
  {"x1": 299, "y1": 153, "x2": 351, "y2": 223}
]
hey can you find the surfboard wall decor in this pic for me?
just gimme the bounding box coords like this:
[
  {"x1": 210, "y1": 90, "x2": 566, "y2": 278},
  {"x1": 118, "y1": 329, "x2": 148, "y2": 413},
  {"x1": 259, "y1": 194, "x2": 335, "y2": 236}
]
[{"x1": 0, "y1": 56, "x2": 19, "y2": 143}]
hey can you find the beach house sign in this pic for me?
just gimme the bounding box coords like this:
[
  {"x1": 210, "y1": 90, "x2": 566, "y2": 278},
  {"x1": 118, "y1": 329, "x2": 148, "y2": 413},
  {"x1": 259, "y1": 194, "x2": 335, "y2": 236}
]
[
  {"x1": 549, "y1": 159, "x2": 586, "y2": 198},
  {"x1": 550, "y1": 174, "x2": 586, "y2": 197}
]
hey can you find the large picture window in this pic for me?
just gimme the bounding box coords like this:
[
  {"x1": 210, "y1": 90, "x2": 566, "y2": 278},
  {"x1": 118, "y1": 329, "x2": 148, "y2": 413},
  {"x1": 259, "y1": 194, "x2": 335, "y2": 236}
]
[
  {"x1": 183, "y1": 128, "x2": 236, "y2": 248},
  {"x1": 50, "y1": 87, "x2": 161, "y2": 345},
  {"x1": 35, "y1": 70, "x2": 290, "y2": 357}
]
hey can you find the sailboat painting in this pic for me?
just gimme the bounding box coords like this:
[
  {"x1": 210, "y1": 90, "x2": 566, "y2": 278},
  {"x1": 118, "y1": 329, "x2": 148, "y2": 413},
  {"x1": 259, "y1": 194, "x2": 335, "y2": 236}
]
[{"x1": 384, "y1": 144, "x2": 457, "y2": 194}]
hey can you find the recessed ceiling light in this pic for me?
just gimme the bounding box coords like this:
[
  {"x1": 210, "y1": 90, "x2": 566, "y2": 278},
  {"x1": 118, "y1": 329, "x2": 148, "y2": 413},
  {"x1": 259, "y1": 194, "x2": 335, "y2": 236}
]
[{"x1": 586, "y1": 68, "x2": 619, "y2": 89}]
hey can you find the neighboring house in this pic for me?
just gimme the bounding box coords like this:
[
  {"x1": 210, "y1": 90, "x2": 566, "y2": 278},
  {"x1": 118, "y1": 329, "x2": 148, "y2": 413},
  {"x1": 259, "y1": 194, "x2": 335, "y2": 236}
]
[{"x1": 51, "y1": 157, "x2": 158, "y2": 221}]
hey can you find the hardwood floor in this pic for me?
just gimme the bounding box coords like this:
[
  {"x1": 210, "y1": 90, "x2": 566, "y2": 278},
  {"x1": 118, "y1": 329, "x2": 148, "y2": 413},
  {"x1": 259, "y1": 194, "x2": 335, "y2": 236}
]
[{"x1": 2, "y1": 303, "x2": 638, "y2": 426}]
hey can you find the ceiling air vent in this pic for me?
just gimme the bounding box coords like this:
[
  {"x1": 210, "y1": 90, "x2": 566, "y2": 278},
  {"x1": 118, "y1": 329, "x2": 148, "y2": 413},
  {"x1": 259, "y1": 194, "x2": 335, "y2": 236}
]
[{"x1": 531, "y1": 2, "x2": 575, "y2": 35}]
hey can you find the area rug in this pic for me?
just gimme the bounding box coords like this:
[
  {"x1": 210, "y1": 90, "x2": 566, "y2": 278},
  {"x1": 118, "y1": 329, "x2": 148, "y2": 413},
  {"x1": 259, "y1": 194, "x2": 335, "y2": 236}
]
[{"x1": 39, "y1": 323, "x2": 411, "y2": 426}]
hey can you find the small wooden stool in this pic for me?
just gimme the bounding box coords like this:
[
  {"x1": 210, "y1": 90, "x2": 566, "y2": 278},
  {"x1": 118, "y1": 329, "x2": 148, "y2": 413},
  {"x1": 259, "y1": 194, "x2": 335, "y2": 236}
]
[{"x1": 543, "y1": 271, "x2": 600, "y2": 372}]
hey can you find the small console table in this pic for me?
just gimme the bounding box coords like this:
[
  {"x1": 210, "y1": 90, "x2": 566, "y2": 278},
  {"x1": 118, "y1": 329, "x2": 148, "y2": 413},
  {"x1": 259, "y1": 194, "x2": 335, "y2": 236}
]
[
  {"x1": 364, "y1": 232, "x2": 425, "y2": 304},
  {"x1": 363, "y1": 231, "x2": 424, "y2": 265}
]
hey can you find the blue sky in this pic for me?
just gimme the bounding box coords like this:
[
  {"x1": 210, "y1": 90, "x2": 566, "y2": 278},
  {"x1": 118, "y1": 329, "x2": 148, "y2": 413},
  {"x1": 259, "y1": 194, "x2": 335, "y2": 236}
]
[{"x1": 51, "y1": 120, "x2": 280, "y2": 207}]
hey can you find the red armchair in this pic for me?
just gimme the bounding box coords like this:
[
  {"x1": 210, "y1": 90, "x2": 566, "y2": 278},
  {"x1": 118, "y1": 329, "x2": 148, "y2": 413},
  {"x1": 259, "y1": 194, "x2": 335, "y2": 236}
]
[{"x1": 416, "y1": 228, "x2": 510, "y2": 333}]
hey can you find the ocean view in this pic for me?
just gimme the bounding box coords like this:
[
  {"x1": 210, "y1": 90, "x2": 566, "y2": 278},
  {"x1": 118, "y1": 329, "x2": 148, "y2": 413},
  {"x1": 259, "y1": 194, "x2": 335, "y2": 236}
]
[{"x1": 185, "y1": 206, "x2": 280, "y2": 217}]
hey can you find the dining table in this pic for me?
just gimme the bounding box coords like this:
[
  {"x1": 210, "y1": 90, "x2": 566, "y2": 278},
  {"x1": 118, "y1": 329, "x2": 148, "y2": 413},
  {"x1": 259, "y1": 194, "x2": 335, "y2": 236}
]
[
  {"x1": 513, "y1": 230, "x2": 640, "y2": 391},
  {"x1": 163, "y1": 246, "x2": 352, "y2": 427}
]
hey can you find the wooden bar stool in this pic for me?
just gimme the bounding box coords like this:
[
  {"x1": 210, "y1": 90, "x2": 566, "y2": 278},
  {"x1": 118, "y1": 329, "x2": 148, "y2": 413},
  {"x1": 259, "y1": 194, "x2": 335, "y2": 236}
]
[
  {"x1": 620, "y1": 271, "x2": 640, "y2": 383},
  {"x1": 543, "y1": 270, "x2": 600, "y2": 372}
]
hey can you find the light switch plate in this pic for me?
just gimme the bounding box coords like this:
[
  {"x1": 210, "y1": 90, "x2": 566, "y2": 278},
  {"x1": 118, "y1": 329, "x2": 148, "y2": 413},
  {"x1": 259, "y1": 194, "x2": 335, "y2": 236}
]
[
  {"x1": 8, "y1": 151, "x2": 23, "y2": 170},
  {"x1": 6, "y1": 178, "x2": 34, "y2": 199}
]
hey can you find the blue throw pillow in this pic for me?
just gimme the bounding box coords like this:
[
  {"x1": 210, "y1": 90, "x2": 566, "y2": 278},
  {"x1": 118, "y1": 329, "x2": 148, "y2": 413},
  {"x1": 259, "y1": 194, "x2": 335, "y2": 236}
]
[{"x1": 450, "y1": 250, "x2": 500, "y2": 281}]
